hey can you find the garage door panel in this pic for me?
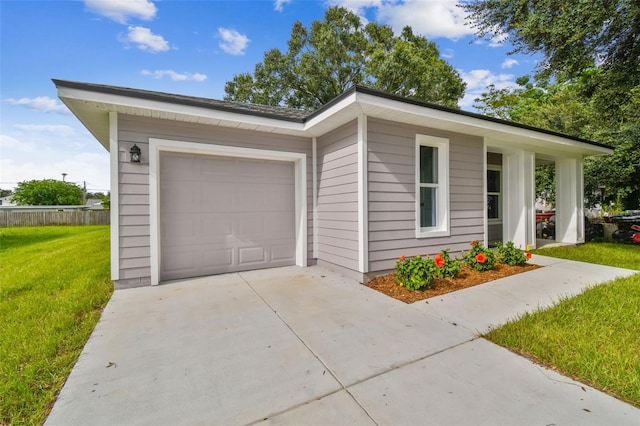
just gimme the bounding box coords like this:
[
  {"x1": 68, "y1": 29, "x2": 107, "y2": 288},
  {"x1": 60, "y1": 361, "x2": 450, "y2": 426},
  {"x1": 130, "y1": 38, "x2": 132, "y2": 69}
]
[
  {"x1": 271, "y1": 244, "x2": 296, "y2": 261},
  {"x1": 163, "y1": 251, "x2": 199, "y2": 276},
  {"x1": 202, "y1": 249, "x2": 233, "y2": 270},
  {"x1": 199, "y1": 189, "x2": 233, "y2": 212},
  {"x1": 162, "y1": 215, "x2": 198, "y2": 241},
  {"x1": 160, "y1": 152, "x2": 296, "y2": 281},
  {"x1": 238, "y1": 247, "x2": 266, "y2": 265}
]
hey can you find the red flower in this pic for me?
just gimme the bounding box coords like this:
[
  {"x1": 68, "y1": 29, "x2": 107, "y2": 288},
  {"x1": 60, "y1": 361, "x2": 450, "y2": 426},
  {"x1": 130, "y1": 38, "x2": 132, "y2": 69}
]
[
  {"x1": 475, "y1": 253, "x2": 487, "y2": 263},
  {"x1": 434, "y1": 254, "x2": 445, "y2": 268},
  {"x1": 399, "y1": 255, "x2": 406, "y2": 262},
  {"x1": 470, "y1": 240, "x2": 479, "y2": 246},
  {"x1": 633, "y1": 233, "x2": 640, "y2": 244},
  {"x1": 526, "y1": 252, "x2": 532, "y2": 259}
]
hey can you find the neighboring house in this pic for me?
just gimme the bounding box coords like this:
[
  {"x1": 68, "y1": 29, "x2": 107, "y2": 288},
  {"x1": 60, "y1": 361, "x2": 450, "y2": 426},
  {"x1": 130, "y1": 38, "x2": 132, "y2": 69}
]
[
  {"x1": 85, "y1": 198, "x2": 104, "y2": 210},
  {"x1": 0, "y1": 196, "x2": 16, "y2": 207},
  {"x1": 54, "y1": 79, "x2": 612, "y2": 288}
]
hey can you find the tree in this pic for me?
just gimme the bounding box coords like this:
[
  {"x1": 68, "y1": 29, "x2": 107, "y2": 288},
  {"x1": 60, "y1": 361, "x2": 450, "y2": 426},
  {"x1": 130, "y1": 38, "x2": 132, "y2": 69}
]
[
  {"x1": 465, "y1": 0, "x2": 640, "y2": 210},
  {"x1": 463, "y1": 0, "x2": 640, "y2": 124},
  {"x1": 11, "y1": 179, "x2": 84, "y2": 206},
  {"x1": 224, "y1": 6, "x2": 465, "y2": 110},
  {"x1": 0, "y1": 188, "x2": 12, "y2": 198}
]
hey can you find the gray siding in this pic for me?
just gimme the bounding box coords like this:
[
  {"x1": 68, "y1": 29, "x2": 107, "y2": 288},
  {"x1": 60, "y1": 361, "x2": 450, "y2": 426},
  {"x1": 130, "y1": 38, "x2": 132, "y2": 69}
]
[
  {"x1": 316, "y1": 120, "x2": 360, "y2": 273},
  {"x1": 367, "y1": 118, "x2": 484, "y2": 273},
  {"x1": 116, "y1": 115, "x2": 312, "y2": 286}
]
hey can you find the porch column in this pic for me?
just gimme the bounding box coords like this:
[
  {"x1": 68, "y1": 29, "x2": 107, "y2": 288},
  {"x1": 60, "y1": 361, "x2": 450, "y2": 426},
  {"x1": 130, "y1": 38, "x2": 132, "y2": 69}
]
[
  {"x1": 555, "y1": 157, "x2": 585, "y2": 243},
  {"x1": 503, "y1": 149, "x2": 535, "y2": 248}
]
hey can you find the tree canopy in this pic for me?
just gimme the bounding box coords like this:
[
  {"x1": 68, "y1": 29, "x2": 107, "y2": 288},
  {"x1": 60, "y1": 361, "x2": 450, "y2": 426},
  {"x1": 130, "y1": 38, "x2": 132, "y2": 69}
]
[
  {"x1": 465, "y1": 0, "x2": 640, "y2": 210},
  {"x1": 11, "y1": 179, "x2": 84, "y2": 206},
  {"x1": 224, "y1": 6, "x2": 465, "y2": 110},
  {"x1": 462, "y1": 0, "x2": 640, "y2": 121}
]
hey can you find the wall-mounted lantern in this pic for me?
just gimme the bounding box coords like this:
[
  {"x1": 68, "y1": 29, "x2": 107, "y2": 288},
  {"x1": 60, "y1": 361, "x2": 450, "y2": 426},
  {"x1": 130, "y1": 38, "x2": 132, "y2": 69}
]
[{"x1": 130, "y1": 144, "x2": 141, "y2": 163}]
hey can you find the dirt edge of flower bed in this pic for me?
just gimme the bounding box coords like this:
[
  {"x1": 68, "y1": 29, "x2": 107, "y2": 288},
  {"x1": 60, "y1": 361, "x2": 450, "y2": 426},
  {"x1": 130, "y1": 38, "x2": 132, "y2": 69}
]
[{"x1": 366, "y1": 263, "x2": 543, "y2": 304}]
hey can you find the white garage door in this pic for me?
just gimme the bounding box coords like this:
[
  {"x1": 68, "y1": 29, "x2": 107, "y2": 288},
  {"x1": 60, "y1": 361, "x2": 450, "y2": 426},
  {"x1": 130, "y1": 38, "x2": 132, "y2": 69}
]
[{"x1": 160, "y1": 152, "x2": 296, "y2": 281}]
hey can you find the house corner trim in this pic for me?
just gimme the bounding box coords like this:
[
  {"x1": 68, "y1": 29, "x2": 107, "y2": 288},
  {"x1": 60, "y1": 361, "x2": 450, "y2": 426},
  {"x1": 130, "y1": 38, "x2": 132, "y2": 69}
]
[
  {"x1": 108, "y1": 111, "x2": 119, "y2": 281},
  {"x1": 357, "y1": 114, "x2": 369, "y2": 273}
]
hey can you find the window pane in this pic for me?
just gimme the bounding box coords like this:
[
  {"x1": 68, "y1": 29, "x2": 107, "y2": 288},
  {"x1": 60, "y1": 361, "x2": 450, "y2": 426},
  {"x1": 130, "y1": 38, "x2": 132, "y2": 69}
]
[
  {"x1": 487, "y1": 170, "x2": 500, "y2": 193},
  {"x1": 487, "y1": 194, "x2": 500, "y2": 219},
  {"x1": 420, "y1": 146, "x2": 438, "y2": 184},
  {"x1": 420, "y1": 187, "x2": 436, "y2": 227}
]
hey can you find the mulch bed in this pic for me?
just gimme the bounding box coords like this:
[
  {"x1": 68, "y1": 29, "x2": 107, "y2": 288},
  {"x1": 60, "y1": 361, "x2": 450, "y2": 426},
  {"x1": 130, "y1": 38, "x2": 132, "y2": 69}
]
[{"x1": 366, "y1": 263, "x2": 542, "y2": 304}]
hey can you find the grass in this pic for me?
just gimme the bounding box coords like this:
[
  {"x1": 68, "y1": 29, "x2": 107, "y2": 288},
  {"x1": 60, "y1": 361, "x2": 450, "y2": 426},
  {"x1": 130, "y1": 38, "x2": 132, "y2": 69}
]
[
  {"x1": 533, "y1": 241, "x2": 640, "y2": 270},
  {"x1": 486, "y1": 242, "x2": 640, "y2": 407},
  {"x1": 0, "y1": 226, "x2": 112, "y2": 425}
]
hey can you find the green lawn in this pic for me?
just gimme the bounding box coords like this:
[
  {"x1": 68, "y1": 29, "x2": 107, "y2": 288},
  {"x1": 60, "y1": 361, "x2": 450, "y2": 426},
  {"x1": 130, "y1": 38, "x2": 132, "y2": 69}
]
[
  {"x1": 0, "y1": 226, "x2": 112, "y2": 425},
  {"x1": 533, "y1": 241, "x2": 640, "y2": 270},
  {"x1": 486, "y1": 242, "x2": 640, "y2": 407}
]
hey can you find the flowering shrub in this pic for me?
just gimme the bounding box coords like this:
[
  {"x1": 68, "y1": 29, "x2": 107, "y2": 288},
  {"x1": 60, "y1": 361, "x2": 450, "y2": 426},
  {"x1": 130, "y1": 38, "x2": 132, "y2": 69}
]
[
  {"x1": 395, "y1": 255, "x2": 435, "y2": 291},
  {"x1": 495, "y1": 241, "x2": 531, "y2": 266},
  {"x1": 463, "y1": 240, "x2": 496, "y2": 272},
  {"x1": 432, "y1": 249, "x2": 462, "y2": 279}
]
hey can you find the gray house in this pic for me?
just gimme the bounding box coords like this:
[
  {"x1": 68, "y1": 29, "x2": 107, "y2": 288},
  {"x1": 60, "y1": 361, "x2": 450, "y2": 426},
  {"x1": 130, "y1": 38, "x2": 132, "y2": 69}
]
[{"x1": 54, "y1": 79, "x2": 612, "y2": 288}]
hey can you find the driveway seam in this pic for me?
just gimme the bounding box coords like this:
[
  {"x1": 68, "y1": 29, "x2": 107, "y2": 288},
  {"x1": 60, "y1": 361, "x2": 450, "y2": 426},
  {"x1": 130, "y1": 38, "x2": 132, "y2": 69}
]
[
  {"x1": 239, "y1": 271, "x2": 480, "y2": 425},
  {"x1": 239, "y1": 272, "x2": 380, "y2": 426}
]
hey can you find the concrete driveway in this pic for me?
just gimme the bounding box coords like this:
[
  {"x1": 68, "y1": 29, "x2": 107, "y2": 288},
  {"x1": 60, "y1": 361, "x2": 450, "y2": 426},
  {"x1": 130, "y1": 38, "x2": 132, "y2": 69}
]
[{"x1": 46, "y1": 259, "x2": 639, "y2": 425}]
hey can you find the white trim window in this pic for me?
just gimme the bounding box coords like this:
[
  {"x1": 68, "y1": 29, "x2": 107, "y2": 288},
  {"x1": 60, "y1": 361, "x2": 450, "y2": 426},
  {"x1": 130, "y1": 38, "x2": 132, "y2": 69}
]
[
  {"x1": 416, "y1": 134, "x2": 449, "y2": 237},
  {"x1": 487, "y1": 165, "x2": 502, "y2": 222}
]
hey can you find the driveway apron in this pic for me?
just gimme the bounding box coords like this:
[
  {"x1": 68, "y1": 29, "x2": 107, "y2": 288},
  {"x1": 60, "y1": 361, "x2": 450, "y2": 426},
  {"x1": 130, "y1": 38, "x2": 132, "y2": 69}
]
[{"x1": 45, "y1": 261, "x2": 640, "y2": 425}]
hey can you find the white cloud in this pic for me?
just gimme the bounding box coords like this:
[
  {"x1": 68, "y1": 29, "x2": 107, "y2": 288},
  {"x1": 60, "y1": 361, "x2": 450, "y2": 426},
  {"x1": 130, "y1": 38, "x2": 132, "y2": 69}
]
[
  {"x1": 13, "y1": 124, "x2": 76, "y2": 137},
  {"x1": 218, "y1": 28, "x2": 250, "y2": 55},
  {"x1": 120, "y1": 26, "x2": 170, "y2": 53},
  {"x1": 441, "y1": 48, "x2": 455, "y2": 59},
  {"x1": 489, "y1": 32, "x2": 508, "y2": 47},
  {"x1": 5, "y1": 97, "x2": 70, "y2": 114},
  {"x1": 0, "y1": 125, "x2": 110, "y2": 190},
  {"x1": 0, "y1": 134, "x2": 37, "y2": 153},
  {"x1": 84, "y1": 0, "x2": 157, "y2": 24},
  {"x1": 458, "y1": 69, "x2": 516, "y2": 110},
  {"x1": 274, "y1": 0, "x2": 292, "y2": 12},
  {"x1": 141, "y1": 69, "x2": 207, "y2": 82},
  {"x1": 0, "y1": 153, "x2": 110, "y2": 191},
  {"x1": 329, "y1": 0, "x2": 472, "y2": 39},
  {"x1": 501, "y1": 58, "x2": 519, "y2": 69}
]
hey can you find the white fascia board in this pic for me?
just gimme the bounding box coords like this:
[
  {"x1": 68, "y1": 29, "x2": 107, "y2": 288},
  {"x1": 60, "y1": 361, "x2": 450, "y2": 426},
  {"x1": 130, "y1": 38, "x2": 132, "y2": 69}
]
[
  {"x1": 57, "y1": 86, "x2": 306, "y2": 134},
  {"x1": 355, "y1": 92, "x2": 613, "y2": 156},
  {"x1": 303, "y1": 92, "x2": 358, "y2": 132}
]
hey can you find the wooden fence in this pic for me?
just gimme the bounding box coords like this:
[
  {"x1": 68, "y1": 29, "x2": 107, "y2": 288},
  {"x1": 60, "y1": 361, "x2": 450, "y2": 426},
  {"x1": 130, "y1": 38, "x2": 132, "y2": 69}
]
[{"x1": 0, "y1": 210, "x2": 110, "y2": 227}]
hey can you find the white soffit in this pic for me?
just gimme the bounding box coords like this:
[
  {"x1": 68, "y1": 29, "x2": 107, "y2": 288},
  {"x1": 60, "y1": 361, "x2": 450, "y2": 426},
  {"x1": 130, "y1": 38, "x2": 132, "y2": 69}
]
[
  {"x1": 56, "y1": 86, "x2": 309, "y2": 142},
  {"x1": 354, "y1": 92, "x2": 612, "y2": 157}
]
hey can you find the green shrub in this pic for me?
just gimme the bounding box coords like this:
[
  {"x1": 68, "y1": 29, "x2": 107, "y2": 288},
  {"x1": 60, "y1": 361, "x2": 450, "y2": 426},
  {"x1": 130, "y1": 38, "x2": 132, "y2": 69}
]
[
  {"x1": 463, "y1": 240, "x2": 496, "y2": 271},
  {"x1": 395, "y1": 255, "x2": 435, "y2": 291},
  {"x1": 495, "y1": 241, "x2": 532, "y2": 266},
  {"x1": 433, "y1": 249, "x2": 462, "y2": 279}
]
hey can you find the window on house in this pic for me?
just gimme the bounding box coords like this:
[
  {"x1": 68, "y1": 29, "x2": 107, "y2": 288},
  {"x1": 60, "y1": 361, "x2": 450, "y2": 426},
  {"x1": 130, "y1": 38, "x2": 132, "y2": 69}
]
[
  {"x1": 416, "y1": 134, "x2": 449, "y2": 237},
  {"x1": 487, "y1": 166, "x2": 501, "y2": 220}
]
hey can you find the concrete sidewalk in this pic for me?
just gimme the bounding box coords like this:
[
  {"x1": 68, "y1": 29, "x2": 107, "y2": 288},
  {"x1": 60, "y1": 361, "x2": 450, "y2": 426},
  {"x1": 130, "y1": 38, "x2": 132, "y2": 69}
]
[
  {"x1": 414, "y1": 254, "x2": 638, "y2": 333},
  {"x1": 46, "y1": 258, "x2": 639, "y2": 425}
]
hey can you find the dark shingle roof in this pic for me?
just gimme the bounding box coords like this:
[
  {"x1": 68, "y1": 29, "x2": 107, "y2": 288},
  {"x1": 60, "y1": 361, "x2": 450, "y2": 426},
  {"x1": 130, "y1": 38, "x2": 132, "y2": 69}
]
[{"x1": 52, "y1": 79, "x2": 308, "y2": 122}]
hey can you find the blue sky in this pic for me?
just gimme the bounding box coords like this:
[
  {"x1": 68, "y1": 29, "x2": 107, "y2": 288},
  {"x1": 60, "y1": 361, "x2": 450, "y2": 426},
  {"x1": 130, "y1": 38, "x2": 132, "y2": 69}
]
[{"x1": 0, "y1": 0, "x2": 539, "y2": 193}]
